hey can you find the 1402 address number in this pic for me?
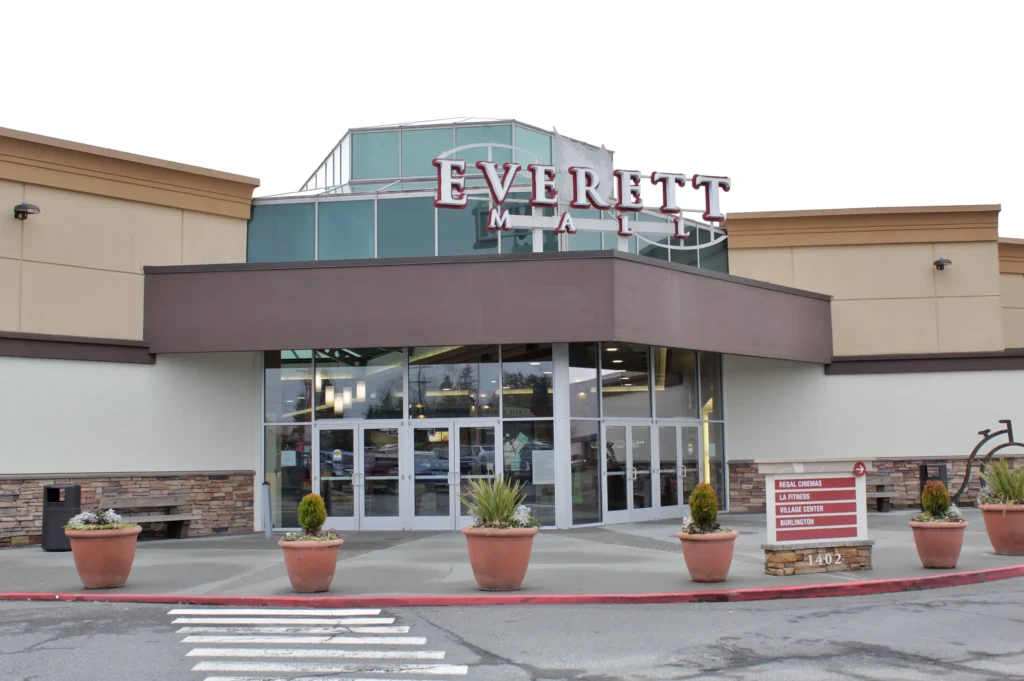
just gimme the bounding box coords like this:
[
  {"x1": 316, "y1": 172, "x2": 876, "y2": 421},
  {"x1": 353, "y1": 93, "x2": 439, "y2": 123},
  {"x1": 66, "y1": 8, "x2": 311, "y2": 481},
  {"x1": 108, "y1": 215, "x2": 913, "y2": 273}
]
[{"x1": 807, "y1": 552, "x2": 842, "y2": 566}]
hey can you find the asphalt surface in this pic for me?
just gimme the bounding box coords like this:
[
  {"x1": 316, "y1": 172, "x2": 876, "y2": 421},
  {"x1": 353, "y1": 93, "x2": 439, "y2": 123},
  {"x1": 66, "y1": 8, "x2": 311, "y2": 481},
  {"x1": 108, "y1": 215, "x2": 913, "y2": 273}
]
[{"x1": 4, "y1": 579, "x2": 1024, "y2": 680}]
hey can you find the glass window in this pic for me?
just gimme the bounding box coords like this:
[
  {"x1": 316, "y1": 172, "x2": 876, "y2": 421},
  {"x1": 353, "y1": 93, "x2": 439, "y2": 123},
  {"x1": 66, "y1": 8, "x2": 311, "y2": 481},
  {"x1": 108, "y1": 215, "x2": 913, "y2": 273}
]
[
  {"x1": 318, "y1": 200, "x2": 374, "y2": 260},
  {"x1": 351, "y1": 131, "x2": 399, "y2": 180},
  {"x1": 654, "y1": 347, "x2": 698, "y2": 418},
  {"x1": 699, "y1": 351, "x2": 723, "y2": 421},
  {"x1": 340, "y1": 135, "x2": 351, "y2": 185},
  {"x1": 376, "y1": 196, "x2": 435, "y2": 258},
  {"x1": 703, "y1": 421, "x2": 726, "y2": 508},
  {"x1": 247, "y1": 203, "x2": 315, "y2": 263},
  {"x1": 571, "y1": 420, "x2": 601, "y2": 525},
  {"x1": 314, "y1": 348, "x2": 403, "y2": 420},
  {"x1": 455, "y1": 125, "x2": 513, "y2": 167},
  {"x1": 438, "y1": 199, "x2": 497, "y2": 256},
  {"x1": 671, "y1": 225, "x2": 699, "y2": 268},
  {"x1": 502, "y1": 420, "x2": 555, "y2": 526},
  {"x1": 569, "y1": 342, "x2": 598, "y2": 418},
  {"x1": 635, "y1": 232, "x2": 670, "y2": 261},
  {"x1": 699, "y1": 226, "x2": 729, "y2": 272},
  {"x1": 265, "y1": 350, "x2": 312, "y2": 423},
  {"x1": 568, "y1": 230, "x2": 603, "y2": 251},
  {"x1": 265, "y1": 424, "x2": 312, "y2": 528},
  {"x1": 658, "y1": 426, "x2": 679, "y2": 508},
  {"x1": 501, "y1": 344, "x2": 553, "y2": 418},
  {"x1": 601, "y1": 342, "x2": 651, "y2": 418},
  {"x1": 402, "y1": 128, "x2": 453, "y2": 178},
  {"x1": 515, "y1": 126, "x2": 552, "y2": 166},
  {"x1": 409, "y1": 346, "x2": 500, "y2": 418}
]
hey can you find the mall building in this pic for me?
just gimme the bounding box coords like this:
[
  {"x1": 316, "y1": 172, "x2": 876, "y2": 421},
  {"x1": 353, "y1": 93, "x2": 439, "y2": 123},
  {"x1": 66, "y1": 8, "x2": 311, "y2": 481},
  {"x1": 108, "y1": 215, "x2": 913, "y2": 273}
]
[{"x1": 1, "y1": 119, "x2": 1022, "y2": 545}]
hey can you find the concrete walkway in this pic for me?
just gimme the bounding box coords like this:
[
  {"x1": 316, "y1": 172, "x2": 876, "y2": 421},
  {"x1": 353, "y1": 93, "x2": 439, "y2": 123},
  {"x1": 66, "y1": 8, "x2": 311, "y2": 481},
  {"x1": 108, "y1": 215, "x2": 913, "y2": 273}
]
[{"x1": 1, "y1": 509, "x2": 1020, "y2": 597}]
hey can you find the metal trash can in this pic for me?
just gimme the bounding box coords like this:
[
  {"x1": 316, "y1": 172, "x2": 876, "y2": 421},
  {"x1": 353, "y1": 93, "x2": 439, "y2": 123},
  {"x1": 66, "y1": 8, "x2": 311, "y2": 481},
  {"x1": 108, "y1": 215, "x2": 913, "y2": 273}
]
[
  {"x1": 41, "y1": 484, "x2": 81, "y2": 551},
  {"x1": 919, "y1": 463, "x2": 949, "y2": 505}
]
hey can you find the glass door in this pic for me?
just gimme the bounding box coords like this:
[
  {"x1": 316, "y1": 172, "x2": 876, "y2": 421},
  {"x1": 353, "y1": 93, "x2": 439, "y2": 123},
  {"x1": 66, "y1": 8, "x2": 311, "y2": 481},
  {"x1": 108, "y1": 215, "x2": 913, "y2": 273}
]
[
  {"x1": 657, "y1": 425, "x2": 682, "y2": 519},
  {"x1": 410, "y1": 423, "x2": 455, "y2": 530},
  {"x1": 604, "y1": 423, "x2": 657, "y2": 523},
  {"x1": 316, "y1": 426, "x2": 357, "y2": 532},
  {"x1": 680, "y1": 425, "x2": 701, "y2": 513},
  {"x1": 315, "y1": 424, "x2": 403, "y2": 531},
  {"x1": 360, "y1": 425, "x2": 402, "y2": 530},
  {"x1": 456, "y1": 422, "x2": 498, "y2": 528}
]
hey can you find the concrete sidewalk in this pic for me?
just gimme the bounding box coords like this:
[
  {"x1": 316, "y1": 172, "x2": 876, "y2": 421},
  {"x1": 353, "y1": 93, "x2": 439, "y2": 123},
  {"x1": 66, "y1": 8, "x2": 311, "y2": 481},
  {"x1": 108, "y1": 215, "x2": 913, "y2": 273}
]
[{"x1": 1, "y1": 509, "x2": 1021, "y2": 598}]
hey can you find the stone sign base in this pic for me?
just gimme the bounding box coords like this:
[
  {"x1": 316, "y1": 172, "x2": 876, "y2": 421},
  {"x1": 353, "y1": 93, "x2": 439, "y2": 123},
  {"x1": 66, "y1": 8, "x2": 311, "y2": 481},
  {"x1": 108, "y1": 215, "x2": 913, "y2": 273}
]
[{"x1": 761, "y1": 540, "x2": 874, "y2": 576}]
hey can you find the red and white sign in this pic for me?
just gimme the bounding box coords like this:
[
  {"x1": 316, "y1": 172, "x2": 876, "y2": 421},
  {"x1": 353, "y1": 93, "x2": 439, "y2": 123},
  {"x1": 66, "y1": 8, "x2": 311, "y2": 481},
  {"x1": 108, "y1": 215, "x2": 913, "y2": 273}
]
[
  {"x1": 765, "y1": 473, "x2": 867, "y2": 544},
  {"x1": 853, "y1": 461, "x2": 867, "y2": 477}
]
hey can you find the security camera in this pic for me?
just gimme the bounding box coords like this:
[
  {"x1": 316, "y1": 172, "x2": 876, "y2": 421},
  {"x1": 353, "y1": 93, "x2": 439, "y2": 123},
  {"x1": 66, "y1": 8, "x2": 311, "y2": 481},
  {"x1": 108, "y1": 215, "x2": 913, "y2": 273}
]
[
  {"x1": 934, "y1": 257, "x2": 952, "y2": 271},
  {"x1": 13, "y1": 203, "x2": 40, "y2": 220}
]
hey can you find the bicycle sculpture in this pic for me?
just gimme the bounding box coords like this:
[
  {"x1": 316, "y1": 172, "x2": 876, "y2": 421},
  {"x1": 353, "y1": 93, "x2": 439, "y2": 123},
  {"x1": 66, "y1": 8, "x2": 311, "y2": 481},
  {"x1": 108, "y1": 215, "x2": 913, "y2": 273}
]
[{"x1": 951, "y1": 420, "x2": 1024, "y2": 505}]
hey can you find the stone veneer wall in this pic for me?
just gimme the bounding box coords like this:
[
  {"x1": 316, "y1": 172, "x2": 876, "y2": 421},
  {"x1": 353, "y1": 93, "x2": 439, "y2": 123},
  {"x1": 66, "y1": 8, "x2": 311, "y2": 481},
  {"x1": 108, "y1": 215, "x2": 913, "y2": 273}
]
[
  {"x1": 0, "y1": 471, "x2": 254, "y2": 547},
  {"x1": 727, "y1": 457, "x2": 1022, "y2": 513}
]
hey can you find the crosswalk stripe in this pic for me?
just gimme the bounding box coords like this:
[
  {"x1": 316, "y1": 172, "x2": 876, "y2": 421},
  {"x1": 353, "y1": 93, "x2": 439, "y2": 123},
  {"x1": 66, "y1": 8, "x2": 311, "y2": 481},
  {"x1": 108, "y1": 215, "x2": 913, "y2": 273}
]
[
  {"x1": 169, "y1": 608, "x2": 380, "y2": 617},
  {"x1": 192, "y1": 661, "x2": 468, "y2": 675},
  {"x1": 182, "y1": 635, "x2": 426, "y2": 645},
  {"x1": 174, "y1": 617, "x2": 394, "y2": 625},
  {"x1": 177, "y1": 626, "x2": 411, "y2": 635},
  {"x1": 200, "y1": 677, "x2": 446, "y2": 681},
  {"x1": 187, "y1": 648, "x2": 445, "y2": 660}
]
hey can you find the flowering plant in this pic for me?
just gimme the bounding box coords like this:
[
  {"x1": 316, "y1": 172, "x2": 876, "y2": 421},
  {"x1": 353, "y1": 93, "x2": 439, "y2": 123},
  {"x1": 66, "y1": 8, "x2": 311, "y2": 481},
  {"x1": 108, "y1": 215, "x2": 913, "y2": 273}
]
[
  {"x1": 64, "y1": 509, "x2": 137, "y2": 530},
  {"x1": 462, "y1": 477, "x2": 541, "y2": 529}
]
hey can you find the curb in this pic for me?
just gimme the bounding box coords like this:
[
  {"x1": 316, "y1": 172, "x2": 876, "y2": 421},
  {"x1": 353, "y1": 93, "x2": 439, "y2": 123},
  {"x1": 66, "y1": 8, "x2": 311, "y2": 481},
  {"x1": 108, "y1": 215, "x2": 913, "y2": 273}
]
[{"x1": 2, "y1": 564, "x2": 1023, "y2": 607}]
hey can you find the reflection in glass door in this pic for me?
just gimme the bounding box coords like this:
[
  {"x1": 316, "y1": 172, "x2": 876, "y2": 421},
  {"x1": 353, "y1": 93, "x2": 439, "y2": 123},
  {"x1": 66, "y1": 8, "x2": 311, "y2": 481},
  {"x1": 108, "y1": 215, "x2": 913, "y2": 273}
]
[
  {"x1": 681, "y1": 425, "x2": 700, "y2": 512},
  {"x1": 457, "y1": 423, "x2": 497, "y2": 527},
  {"x1": 315, "y1": 424, "x2": 402, "y2": 531},
  {"x1": 318, "y1": 428, "x2": 356, "y2": 531},
  {"x1": 362, "y1": 426, "x2": 402, "y2": 530},
  {"x1": 604, "y1": 423, "x2": 657, "y2": 523},
  {"x1": 630, "y1": 426, "x2": 656, "y2": 521},
  {"x1": 411, "y1": 425, "x2": 453, "y2": 530},
  {"x1": 658, "y1": 426, "x2": 682, "y2": 518}
]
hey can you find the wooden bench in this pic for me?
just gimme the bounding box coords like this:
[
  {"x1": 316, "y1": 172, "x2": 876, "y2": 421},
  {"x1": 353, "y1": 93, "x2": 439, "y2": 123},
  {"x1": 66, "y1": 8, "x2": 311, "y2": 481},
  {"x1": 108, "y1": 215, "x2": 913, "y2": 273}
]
[
  {"x1": 98, "y1": 494, "x2": 201, "y2": 539},
  {"x1": 866, "y1": 475, "x2": 896, "y2": 512}
]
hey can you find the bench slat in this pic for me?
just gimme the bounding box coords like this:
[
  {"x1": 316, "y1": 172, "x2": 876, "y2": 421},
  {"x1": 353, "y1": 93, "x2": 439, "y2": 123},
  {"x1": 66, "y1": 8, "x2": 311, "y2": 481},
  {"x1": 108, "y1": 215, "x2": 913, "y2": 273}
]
[
  {"x1": 124, "y1": 514, "x2": 201, "y2": 523},
  {"x1": 99, "y1": 494, "x2": 188, "y2": 509}
]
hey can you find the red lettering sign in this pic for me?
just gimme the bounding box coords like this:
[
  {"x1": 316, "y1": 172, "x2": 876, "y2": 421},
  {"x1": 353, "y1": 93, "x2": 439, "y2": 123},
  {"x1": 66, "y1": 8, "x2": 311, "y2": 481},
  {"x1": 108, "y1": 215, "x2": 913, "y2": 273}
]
[
  {"x1": 774, "y1": 477, "x2": 855, "y2": 491},
  {"x1": 776, "y1": 526, "x2": 858, "y2": 542},
  {"x1": 775, "y1": 489, "x2": 857, "y2": 503},
  {"x1": 776, "y1": 502, "x2": 857, "y2": 516},
  {"x1": 776, "y1": 514, "x2": 858, "y2": 529}
]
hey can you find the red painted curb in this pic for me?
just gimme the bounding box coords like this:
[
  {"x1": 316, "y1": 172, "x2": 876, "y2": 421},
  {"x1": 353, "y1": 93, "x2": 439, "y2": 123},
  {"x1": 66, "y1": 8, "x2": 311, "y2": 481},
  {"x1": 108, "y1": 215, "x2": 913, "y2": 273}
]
[{"x1": 2, "y1": 564, "x2": 1023, "y2": 607}]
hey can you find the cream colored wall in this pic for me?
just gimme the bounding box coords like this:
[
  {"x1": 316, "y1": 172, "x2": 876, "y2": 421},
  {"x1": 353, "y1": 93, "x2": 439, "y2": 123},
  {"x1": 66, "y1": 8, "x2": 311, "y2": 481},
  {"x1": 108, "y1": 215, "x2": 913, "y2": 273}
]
[
  {"x1": 730, "y1": 241, "x2": 1005, "y2": 355},
  {"x1": 1002, "y1": 272, "x2": 1024, "y2": 348},
  {"x1": 0, "y1": 352, "x2": 260, "y2": 475},
  {"x1": 0, "y1": 179, "x2": 247, "y2": 340}
]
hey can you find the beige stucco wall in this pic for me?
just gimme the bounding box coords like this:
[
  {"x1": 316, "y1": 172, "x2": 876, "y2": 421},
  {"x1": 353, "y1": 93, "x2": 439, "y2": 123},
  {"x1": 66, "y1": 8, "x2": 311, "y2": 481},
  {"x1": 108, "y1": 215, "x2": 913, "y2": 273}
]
[
  {"x1": 1003, "y1": 272, "x2": 1024, "y2": 348},
  {"x1": 0, "y1": 178, "x2": 247, "y2": 340},
  {"x1": 729, "y1": 241, "x2": 1005, "y2": 356}
]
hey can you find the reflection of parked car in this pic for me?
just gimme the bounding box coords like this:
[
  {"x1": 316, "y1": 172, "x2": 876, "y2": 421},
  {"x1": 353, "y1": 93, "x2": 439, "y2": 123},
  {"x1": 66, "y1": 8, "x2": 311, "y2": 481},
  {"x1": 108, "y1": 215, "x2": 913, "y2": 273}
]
[
  {"x1": 460, "y1": 445, "x2": 495, "y2": 474},
  {"x1": 320, "y1": 449, "x2": 354, "y2": 476}
]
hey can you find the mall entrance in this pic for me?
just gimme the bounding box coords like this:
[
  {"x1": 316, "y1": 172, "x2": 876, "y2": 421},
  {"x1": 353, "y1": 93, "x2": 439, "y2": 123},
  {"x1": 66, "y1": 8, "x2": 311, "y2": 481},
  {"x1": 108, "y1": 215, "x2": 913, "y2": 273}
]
[{"x1": 314, "y1": 420, "x2": 498, "y2": 531}]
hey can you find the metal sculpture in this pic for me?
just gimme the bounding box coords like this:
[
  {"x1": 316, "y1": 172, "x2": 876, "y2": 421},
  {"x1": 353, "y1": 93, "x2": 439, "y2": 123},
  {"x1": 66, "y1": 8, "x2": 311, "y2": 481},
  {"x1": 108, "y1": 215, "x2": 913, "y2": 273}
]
[{"x1": 951, "y1": 420, "x2": 1024, "y2": 504}]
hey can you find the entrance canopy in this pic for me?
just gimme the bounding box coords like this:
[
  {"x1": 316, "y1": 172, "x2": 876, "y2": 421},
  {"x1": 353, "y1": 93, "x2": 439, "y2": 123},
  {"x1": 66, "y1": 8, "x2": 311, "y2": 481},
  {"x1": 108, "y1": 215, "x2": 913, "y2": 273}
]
[{"x1": 143, "y1": 250, "x2": 832, "y2": 363}]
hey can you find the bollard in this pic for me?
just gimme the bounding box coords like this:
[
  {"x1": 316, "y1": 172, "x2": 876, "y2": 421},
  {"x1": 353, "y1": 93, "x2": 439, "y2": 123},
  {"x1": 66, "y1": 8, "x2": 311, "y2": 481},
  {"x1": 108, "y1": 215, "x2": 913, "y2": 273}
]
[{"x1": 262, "y1": 482, "x2": 273, "y2": 540}]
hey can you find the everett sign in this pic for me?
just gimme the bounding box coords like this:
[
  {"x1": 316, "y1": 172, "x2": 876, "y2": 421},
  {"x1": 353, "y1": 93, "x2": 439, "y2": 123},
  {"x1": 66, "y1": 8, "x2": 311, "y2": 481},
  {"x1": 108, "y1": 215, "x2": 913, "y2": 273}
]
[
  {"x1": 432, "y1": 158, "x2": 731, "y2": 236},
  {"x1": 765, "y1": 472, "x2": 868, "y2": 544}
]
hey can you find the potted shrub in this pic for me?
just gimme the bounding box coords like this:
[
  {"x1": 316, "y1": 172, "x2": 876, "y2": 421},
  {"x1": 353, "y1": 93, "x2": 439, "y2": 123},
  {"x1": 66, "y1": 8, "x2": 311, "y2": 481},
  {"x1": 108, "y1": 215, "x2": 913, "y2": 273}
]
[
  {"x1": 64, "y1": 509, "x2": 142, "y2": 589},
  {"x1": 676, "y1": 483, "x2": 738, "y2": 583},
  {"x1": 909, "y1": 480, "x2": 967, "y2": 568},
  {"x1": 979, "y1": 459, "x2": 1024, "y2": 555},
  {"x1": 278, "y1": 493, "x2": 344, "y2": 593},
  {"x1": 460, "y1": 477, "x2": 540, "y2": 591}
]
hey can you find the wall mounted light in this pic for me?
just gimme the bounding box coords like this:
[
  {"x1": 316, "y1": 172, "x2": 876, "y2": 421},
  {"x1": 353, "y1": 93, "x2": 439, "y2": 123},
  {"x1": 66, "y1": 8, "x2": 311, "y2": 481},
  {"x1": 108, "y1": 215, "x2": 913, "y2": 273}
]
[
  {"x1": 13, "y1": 203, "x2": 40, "y2": 221},
  {"x1": 934, "y1": 257, "x2": 952, "y2": 271}
]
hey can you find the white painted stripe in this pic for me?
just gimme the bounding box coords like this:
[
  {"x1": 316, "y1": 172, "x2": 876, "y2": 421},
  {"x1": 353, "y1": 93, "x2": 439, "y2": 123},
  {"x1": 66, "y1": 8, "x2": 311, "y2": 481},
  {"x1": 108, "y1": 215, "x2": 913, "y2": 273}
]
[
  {"x1": 177, "y1": 626, "x2": 411, "y2": 635},
  {"x1": 187, "y1": 648, "x2": 444, "y2": 660},
  {"x1": 169, "y1": 608, "x2": 380, "y2": 617},
  {"x1": 200, "y1": 677, "x2": 446, "y2": 681},
  {"x1": 192, "y1": 661, "x2": 467, "y2": 675},
  {"x1": 173, "y1": 617, "x2": 394, "y2": 625},
  {"x1": 182, "y1": 635, "x2": 426, "y2": 645}
]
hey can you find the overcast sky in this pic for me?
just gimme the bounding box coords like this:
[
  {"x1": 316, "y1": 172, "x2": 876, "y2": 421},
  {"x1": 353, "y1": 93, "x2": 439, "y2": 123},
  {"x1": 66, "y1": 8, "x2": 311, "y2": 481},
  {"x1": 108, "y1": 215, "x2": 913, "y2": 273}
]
[{"x1": 3, "y1": 1, "x2": 1021, "y2": 235}]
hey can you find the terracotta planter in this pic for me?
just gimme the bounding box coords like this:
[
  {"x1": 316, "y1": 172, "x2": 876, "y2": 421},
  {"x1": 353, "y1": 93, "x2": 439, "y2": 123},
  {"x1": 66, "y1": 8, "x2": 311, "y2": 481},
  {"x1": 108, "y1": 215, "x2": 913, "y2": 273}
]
[
  {"x1": 65, "y1": 525, "x2": 142, "y2": 589},
  {"x1": 979, "y1": 504, "x2": 1024, "y2": 555},
  {"x1": 462, "y1": 526, "x2": 538, "y2": 591},
  {"x1": 677, "y1": 529, "x2": 739, "y2": 583},
  {"x1": 909, "y1": 520, "x2": 967, "y2": 568},
  {"x1": 278, "y1": 538, "x2": 344, "y2": 593}
]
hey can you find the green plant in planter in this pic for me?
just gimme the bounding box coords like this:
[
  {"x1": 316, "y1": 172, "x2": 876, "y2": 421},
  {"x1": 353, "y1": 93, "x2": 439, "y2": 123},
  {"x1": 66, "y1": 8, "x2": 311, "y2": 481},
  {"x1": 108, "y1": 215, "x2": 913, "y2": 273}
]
[
  {"x1": 683, "y1": 483, "x2": 729, "y2": 534},
  {"x1": 914, "y1": 480, "x2": 963, "y2": 522},
  {"x1": 283, "y1": 493, "x2": 337, "y2": 541},
  {"x1": 461, "y1": 477, "x2": 540, "y2": 529},
  {"x1": 980, "y1": 459, "x2": 1024, "y2": 505}
]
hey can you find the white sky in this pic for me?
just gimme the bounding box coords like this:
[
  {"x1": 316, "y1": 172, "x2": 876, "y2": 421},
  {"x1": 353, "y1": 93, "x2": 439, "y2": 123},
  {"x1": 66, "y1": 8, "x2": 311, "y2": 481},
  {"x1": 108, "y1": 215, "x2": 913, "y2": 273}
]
[{"x1": 2, "y1": 1, "x2": 1021, "y2": 235}]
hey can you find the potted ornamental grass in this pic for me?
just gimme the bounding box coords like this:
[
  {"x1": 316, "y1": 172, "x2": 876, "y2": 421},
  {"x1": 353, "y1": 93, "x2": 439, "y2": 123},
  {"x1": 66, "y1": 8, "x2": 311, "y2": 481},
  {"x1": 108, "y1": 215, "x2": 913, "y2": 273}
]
[
  {"x1": 978, "y1": 459, "x2": 1024, "y2": 555},
  {"x1": 64, "y1": 509, "x2": 141, "y2": 589},
  {"x1": 278, "y1": 493, "x2": 344, "y2": 593},
  {"x1": 909, "y1": 480, "x2": 967, "y2": 569},
  {"x1": 676, "y1": 483, "x2": 738, "y2": 583},
  {"x1": 460, "y1": 477, "x2": 540, "y2": 591}
]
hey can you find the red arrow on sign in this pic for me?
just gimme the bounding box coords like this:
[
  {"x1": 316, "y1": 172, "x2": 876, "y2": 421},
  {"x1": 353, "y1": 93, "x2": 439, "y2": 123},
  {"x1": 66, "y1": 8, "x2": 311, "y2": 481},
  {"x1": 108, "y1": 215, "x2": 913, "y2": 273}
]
[{"x1": 853, "y1": 461, "x2": 867, "y2": 477}]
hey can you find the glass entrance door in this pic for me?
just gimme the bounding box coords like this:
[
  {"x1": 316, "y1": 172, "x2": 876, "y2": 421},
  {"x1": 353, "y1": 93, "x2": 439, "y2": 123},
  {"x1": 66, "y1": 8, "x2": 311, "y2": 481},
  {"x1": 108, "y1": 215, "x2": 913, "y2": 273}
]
[
  {"x1": 657, "y1": 425, "x2": 682, "y2": 518},
  {"x1": 315, "y1": 423, "x2": 402, "y2": 531},
  {"x1": 456, "y1": 422, "x2": 498, "y2": 528},
  {"x1": 604, "y1": 423, "x2": 657, "y2": 523}
]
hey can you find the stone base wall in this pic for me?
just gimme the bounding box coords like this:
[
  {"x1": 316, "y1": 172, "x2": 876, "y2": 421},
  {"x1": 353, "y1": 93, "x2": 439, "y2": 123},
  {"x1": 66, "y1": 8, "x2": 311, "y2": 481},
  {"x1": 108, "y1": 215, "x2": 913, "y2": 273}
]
[
  {"x1": 0, "y1": 472, "x2": 254, "y2": 547},
  {"x1": 764, "y1": 542, "x2": 873, "y2": 576},
  {"x1": 728, "y1": 461, "x2": 766, "y2": 513}
]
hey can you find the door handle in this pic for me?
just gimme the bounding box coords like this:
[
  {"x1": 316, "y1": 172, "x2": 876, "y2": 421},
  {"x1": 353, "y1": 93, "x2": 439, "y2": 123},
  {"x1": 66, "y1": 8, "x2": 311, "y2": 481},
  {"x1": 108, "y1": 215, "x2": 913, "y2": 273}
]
[{"x1": 681, "y1": 465, "x2": 687, "y2": 478}]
